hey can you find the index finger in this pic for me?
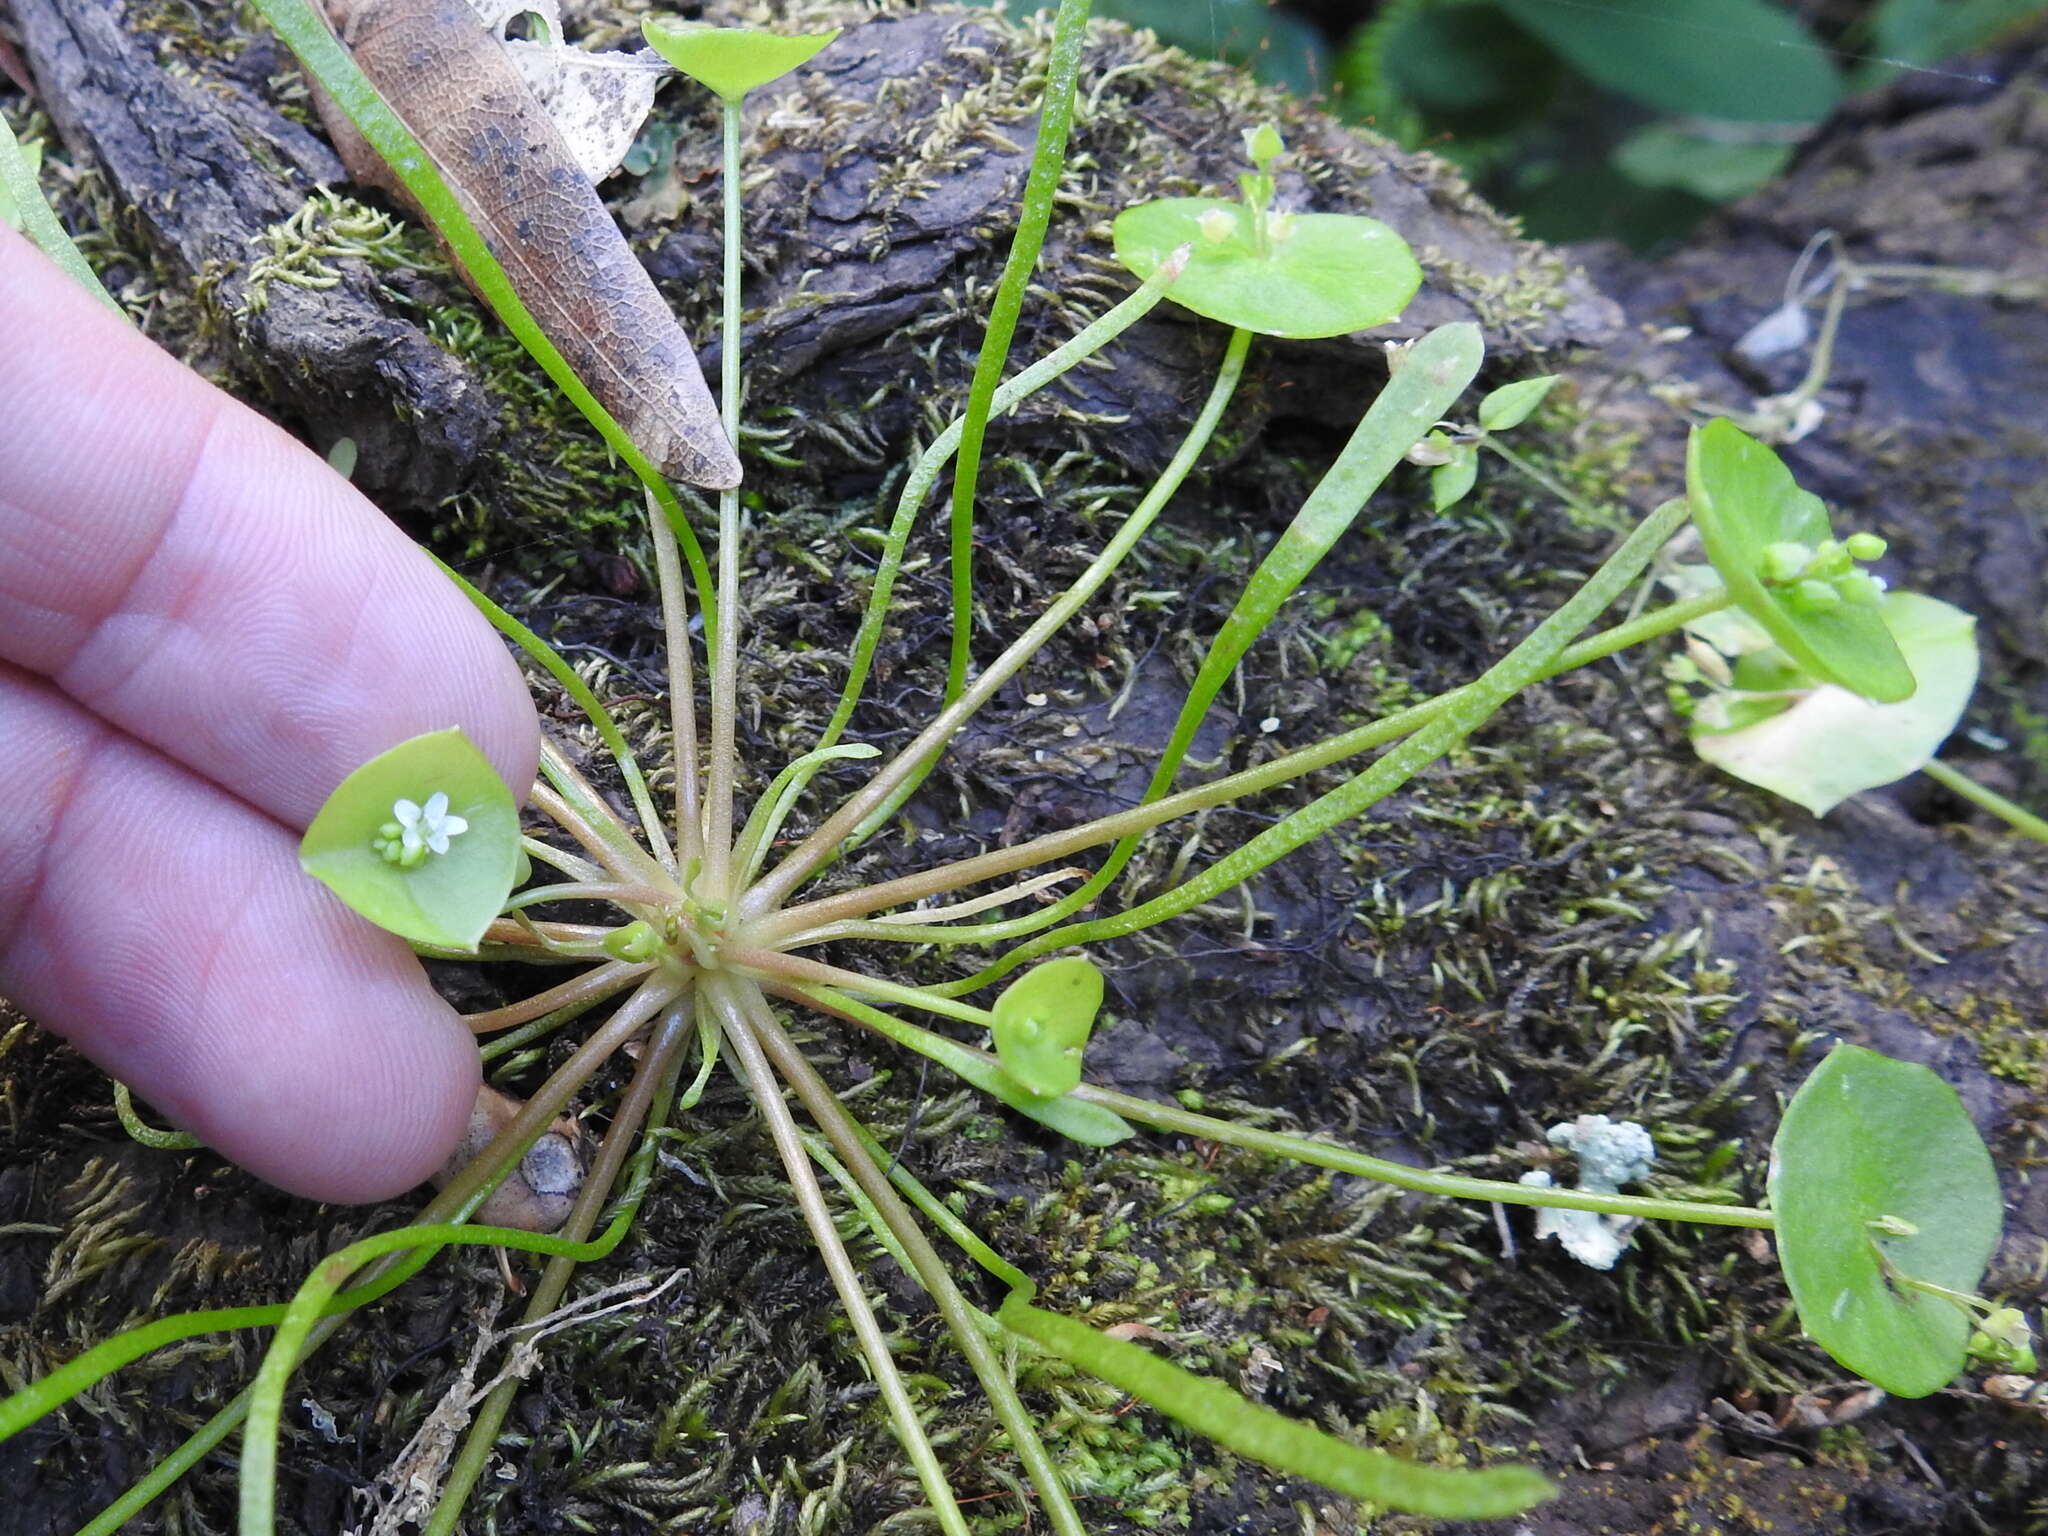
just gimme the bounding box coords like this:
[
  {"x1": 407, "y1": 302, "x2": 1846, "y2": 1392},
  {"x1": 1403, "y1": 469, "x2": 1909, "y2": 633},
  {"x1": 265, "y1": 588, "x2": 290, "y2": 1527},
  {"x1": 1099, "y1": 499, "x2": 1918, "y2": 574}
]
[{"x1": 0, "y1": 224, "x2": 537, "y2": 823}]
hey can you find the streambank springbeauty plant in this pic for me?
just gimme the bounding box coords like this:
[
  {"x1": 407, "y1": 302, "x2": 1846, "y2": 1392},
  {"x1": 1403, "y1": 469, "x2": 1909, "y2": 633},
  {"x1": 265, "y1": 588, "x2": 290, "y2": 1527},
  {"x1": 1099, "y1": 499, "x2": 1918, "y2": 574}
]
[{"x1": 0, "y1": 4, "x2": 2028, "y2": 1531}]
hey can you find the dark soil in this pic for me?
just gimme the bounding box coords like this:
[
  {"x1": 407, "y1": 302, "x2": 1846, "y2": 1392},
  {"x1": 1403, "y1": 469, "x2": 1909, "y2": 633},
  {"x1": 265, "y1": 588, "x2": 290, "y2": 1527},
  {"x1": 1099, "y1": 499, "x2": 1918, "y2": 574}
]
[{"x1": 3, "y1": 5, "x2": 2047, "y2": 1535}]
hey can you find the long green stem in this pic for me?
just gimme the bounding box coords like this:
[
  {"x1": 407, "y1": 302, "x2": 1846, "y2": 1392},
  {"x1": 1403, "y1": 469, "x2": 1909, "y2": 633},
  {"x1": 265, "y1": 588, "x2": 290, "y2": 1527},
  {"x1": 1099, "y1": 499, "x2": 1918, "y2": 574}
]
[
  {"x1": 705, "y1": 99, "x2": 747, "y2": 897},
  {"x1": 758, "y1": 583, "x2": 1733, "y2": 947},
  {"x1": 818, "y1": 275, "x2": 1179, "y2": 756},
  {"x1": 739, "y1": 992, "x2": 1087, "y2": 1536},
  {"x1": 1921, "y1": 757, "x2": 2048, "y2": 841},
  {"x1": 947, "y1": 0, "x2": 1096, "y2": 702},
  {"x1": 962, "y1": 497, "x2": 1695, "y2": 986},
  {"x1": 1069, "y1": 1079, "x2": 1774, "y2": 1227},
  {"x1": 886, "y1": 322, "x2": 1477, "y2": 953},
  {"x1": 819, "y1": 1002, "x2": 1773, "y2": 1230},
  {"x1": 708, "y1": 979, "x2": 973, "y2": 1536},
  {"x1": 1482, "y1": 437, "x2": 1603, "y2": 522},
  {"x1": 647, "y1": 486, "x2": 705, "y2": 868},
  {"x1": 442, "y1": 561, "x2": 675, "y2": 871},
  {"x1": 744, "y1": 325, "x2": 1252, "y2": 917}
]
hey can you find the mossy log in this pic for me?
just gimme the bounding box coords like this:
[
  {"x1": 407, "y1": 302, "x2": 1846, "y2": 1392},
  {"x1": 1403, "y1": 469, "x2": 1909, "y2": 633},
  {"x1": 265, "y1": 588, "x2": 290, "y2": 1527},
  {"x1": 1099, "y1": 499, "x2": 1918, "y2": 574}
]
[{"x1": 11, "y1": 0, "x2": 1615, "y2": 515}]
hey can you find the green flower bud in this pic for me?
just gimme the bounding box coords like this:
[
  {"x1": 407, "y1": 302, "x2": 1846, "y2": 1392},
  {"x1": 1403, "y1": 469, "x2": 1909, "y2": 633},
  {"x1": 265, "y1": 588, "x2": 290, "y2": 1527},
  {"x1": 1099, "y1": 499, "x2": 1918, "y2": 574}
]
[
  {"x1": 1759, "y1": 541, "x2": 1813, "y2": 584},
  {"x1": 1834, "y1": 569, "x2": 1884, "y2": 608},
  {"x1": 602, "y1": 920, "x2": 663, "y2": 963},
  {"x1": 1809, "y1": 539, "x2": 1854, "y2": 579},
  {"x1": 1243, "y1": 122, "x2": 1284, "y2": 167},
  {"x1": 1845, "y1": 531, "x2": 1888, "y2": 562},
  {"x1": 1789, "y1": 578, "x2": 1841, "y2": 613}
]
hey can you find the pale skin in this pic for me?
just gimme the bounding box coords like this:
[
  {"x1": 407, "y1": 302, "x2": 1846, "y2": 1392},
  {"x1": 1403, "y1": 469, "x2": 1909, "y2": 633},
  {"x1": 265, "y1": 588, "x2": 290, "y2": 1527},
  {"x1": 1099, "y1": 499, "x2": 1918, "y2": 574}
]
[{"x1": 0, "y1": 225, "x2": 539, "y2": 1202}]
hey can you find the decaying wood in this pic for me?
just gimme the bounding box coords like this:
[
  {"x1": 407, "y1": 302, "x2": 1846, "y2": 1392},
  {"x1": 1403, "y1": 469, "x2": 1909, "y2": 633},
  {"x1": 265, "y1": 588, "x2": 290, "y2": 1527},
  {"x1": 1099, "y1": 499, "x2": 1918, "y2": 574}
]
[{"x1": 311, "y1": 0, "x2": 740, "y2": 490}]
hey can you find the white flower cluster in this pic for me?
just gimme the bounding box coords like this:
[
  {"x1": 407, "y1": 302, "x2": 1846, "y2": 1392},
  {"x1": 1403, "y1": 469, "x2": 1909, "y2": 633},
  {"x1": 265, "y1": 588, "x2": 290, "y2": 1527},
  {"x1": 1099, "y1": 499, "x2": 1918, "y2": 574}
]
[{"x1": 372, "y1": 791, "x2": 469, "y2": 869}]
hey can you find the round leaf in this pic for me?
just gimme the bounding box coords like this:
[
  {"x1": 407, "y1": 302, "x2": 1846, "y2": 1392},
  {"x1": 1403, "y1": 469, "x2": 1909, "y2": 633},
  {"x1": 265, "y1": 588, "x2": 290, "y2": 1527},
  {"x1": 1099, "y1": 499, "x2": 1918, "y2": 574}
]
[
  {"x1": 642, "y1": 19, "x2": 839, "y2": 101},
  {"x1": 992, "y1": 956, "x2": 1104, "y2": 1099},
  {"x1": 1113, "y1": 198, "x2": 1422, "y2": 339},
  {"x1": 1769, "y1": 1044, "x2": 2003, "y2": 1397},
  {"x1": 1691, "y1": 592, "x2": 1978, "y2": 816},
  {"x1": 1686, "y1": 418, "x2": 1915, "y2": 703},
  {"x1": 300, "y1": 728, "x2": 523, "y2": 951}
]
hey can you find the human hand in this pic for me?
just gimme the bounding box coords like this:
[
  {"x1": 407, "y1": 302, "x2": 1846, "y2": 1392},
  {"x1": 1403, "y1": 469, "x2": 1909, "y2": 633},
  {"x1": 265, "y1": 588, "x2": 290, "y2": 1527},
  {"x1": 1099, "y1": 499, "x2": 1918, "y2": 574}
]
[{"x1": 0, "y1": 224, "x2": 539, "y2": 1202}]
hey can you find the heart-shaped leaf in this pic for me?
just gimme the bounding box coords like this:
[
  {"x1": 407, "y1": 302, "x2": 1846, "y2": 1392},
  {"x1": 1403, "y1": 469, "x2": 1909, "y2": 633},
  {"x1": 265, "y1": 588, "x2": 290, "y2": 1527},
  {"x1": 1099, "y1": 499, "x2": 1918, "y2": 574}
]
[
  {"x1": 1113, "y1": 198, "x2": 1422, "y2": 339},
  {"x1": 1686, "y1": 419, "x2": 1914, "y2": 703},
  {"x1": 300, "y1": 729, "x2": 523, "y2": 951},
  {"x1": 1770, "y1": 1043, "x2": 2002, "y2": 1397},
  {"x1": 993, "y1": 955, "x2": 1104, "y2": 1099},
  {"x1": 1690, "y1": 592, "x2": 1977, "y2": 816},
  {"x1": 642, "y1": 19, "x2": 839, "y2": 101}
]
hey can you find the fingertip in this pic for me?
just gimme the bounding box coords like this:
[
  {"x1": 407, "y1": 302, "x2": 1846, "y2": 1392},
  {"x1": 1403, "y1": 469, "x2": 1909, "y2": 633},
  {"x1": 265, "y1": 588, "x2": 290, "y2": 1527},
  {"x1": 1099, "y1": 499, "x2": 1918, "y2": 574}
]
[{"x1": 182, "y1": 959, "x2": 484, "y2": 1204}]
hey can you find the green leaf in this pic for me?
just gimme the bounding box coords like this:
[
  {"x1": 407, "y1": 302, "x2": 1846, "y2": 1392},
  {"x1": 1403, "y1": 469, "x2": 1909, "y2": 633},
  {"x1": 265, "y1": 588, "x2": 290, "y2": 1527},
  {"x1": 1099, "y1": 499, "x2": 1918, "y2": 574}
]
[
  {"x1": 1769, "y1": 1044, "x2": 2003, "y2": 1397},
  {"x1": 1691, "y1": 593, "x2": 1978, "y2": 815},
  {"x1": 0, "y1": 135, "x2": 41, "y2": 229},
  {"x1": 992, "y1": 956, "x2": 1104, "y2": 1099},
  {"x1": 1431, "y1": 443, "x2": 1478, "y2": 511},
  {"x1": 299, "y1": 729, "x2": 523, "y2": 951},
  {"x1": 998, "y1": 1293, "x2": 1554, "y2": 1518},
  {"x1": 1686, "y1": 419, "x2": 1915, "y2": 703},
  {"x1": 1862, "y1": 0, "x2": 2046, "y2": 88},
  {"x1": 1113, "y1": 198, "x2": 1422, "y2": 339},
  {"x1": 1477, "y1": 375, "x2": 1557, "y2": 432},
  {"x1": 1613, "y1": 124, "x2": 1793, "y2": 202},
  {"x1": 1498, "y1": 0, "x2": 1841, "y2": 123},
  {"x1": 801, "y1": 985, "x2": 1133, "y2": 1147},
  {"x1": 642, "y1": 19, "x2": 839, "y2": 101}
]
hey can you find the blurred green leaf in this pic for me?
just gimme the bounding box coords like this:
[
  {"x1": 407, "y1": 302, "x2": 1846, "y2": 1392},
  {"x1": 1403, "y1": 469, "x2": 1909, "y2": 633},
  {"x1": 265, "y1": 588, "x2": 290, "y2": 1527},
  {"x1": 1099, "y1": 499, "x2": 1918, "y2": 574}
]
[
  {"x1": 0, "y1": 136, "x2": 42, "y2": 229},
  {"x1": 1498, "y1": 0, "x2": 1841, "y2": 122},
  {"x1": 1431, "y1": 443, "x2": 1478, "y2": 510},
  {"x1": 975, "y1": 0, "x2": 1331, "y2": 93},
  {"x1": 1861, "y1": 0, "x2": 2048, "y2": 88},
  {"x1": 1612, "y1": 124, "x2": 1793, "y2": 201}
]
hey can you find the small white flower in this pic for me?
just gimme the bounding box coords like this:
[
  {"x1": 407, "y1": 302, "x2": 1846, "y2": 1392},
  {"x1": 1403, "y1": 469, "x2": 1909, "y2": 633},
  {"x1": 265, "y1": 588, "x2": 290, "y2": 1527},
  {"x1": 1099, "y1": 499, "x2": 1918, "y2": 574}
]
[{"x1": 373, "y1": 791, "x2": 469, "y2": 868}]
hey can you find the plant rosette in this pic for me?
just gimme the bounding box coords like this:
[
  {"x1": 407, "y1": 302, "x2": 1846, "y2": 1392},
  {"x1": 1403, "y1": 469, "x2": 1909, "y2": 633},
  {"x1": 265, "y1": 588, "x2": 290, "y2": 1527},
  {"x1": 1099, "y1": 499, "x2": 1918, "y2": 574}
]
[{"x1": 299, "y1": 727, "x2": 523, "y2": 950}]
